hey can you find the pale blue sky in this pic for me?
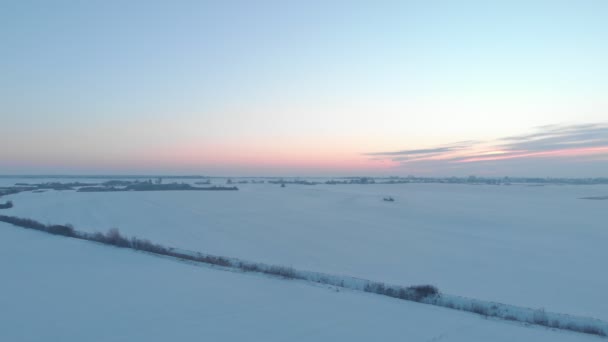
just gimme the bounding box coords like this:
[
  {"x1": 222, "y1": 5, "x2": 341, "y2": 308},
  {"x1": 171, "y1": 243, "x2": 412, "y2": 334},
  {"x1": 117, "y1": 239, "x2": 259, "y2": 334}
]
[{"x1": 1, "y1": 1, "x2": 607, "y2": 175}]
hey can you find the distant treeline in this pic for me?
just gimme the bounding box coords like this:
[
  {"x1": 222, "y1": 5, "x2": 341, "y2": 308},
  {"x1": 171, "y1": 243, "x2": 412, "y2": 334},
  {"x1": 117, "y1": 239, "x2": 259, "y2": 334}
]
[
  {"x1": 0, "y1": 175, "x2": 208, "y2": 179},
  {"x1": 268, "y1": 179, "x2": 319, "y2": 185},
  {"x1": 329, "y1": 176, "x2": 608, "y2": 185},
  {"x1": 14, "y1": 182, "x2": 97, "y2": 190},
  {"x1": 1, "y1": 180, "x2": 239, "y2": 195},
  {"x1": 326, "y1": 177, "x2": 375, "y2": 185},
  {"x1": 225, "y1": 179, "x2": 264, "y2": 184},
  {"x1": 263, "y1": 175, "x2": 608, "y2": 186},
  {"x1": 78, "y1": 183, "x2": 238, "y2": 192},
  {"x1": 0, "y1": 188, "x2": 22, "y2": 197},
  {"x1": 3, "y1": 175, "x2": 608, "y2": 187}
]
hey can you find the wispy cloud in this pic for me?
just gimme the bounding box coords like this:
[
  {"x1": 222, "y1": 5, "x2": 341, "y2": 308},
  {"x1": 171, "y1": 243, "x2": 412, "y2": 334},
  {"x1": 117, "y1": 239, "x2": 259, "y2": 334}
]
[
  {"x1": 365, "y1": 141, "x2": 478, "y2": 157},
  {"x1": 366, "y1": 123, "x2": 608, "y2": 173},
  {"x1": 498, "y1": 123, "x2": 608, "y2": 151},
  {"x1": 366, "y1": 146, "x2": 459, "y2": 156}
]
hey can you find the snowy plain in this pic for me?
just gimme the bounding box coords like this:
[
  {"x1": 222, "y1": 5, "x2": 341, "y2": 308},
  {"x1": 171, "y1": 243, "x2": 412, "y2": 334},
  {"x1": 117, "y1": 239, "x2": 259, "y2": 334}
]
[
  {"x1": 0, "y1": 223, "x2": 601, "y2": 342},
  {"x1": 2, "y1": 178, "x2": 607, "y2": 322}
]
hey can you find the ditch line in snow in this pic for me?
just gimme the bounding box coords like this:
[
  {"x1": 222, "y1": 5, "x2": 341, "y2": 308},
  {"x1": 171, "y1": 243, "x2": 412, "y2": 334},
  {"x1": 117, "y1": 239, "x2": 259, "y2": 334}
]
[{"x1": 0, "y1": 213, "x2": 606, "y2": 338}]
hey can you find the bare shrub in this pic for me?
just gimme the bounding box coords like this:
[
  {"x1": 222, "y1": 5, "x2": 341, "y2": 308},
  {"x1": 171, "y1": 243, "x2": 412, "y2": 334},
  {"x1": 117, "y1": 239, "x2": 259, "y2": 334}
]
[
  {"x1": 90, "y1": 232, "x2": 107, "y2": 243},
  {"x1": 471, "y1": 303, "x2": 489, "y2": 316},
  {"x1": 532, "y1": 309, "x2": 549, "y2": 326},
  {"x1": 0, "y1": 215, "x2": 47, "y2": 230},
  {"x1": 131, "y1": 237, "x2": 168, "y2": 254},
  {"x1": 195, "y1": 255, "x2": 231, "y2": 267},
  {"x1": 265, "y1": 266, "x2": 297, "y2": 279},
  {"x1": 408, "y1": 285, "x2": 439, "y2": 301},
  {"x1": 240, "y1": 263, "x2": 261, "y2": 272},
  {"x1": 105, "y1": 228, "x2": 131, "y2": 247},
  {"x1": 47, "y1": 224, "x2": 76, "y2": 237},
  {"x1": 362, "y1": 282, "x2": 439, "y2": 302},
  {"x1": 559, "y1": 322, "x2": 607, "y2": 337},
  {"x1": 579, "y1": 325, "x2": 607, "y2": 337}
]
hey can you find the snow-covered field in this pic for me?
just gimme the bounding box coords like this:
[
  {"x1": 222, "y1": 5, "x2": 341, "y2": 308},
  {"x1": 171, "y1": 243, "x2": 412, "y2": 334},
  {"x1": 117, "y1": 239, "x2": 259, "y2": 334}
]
[
  {"x1": 3, "y1": 178, "x2": 607, "y2": 322},
  {"x1": 0, "y1": 223, "x2": 599, "y2": 342}
]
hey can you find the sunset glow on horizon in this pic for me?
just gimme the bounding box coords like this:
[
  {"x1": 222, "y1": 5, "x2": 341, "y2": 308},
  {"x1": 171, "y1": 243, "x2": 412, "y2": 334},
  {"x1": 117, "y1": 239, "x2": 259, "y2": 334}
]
[{"x1": 2, "y1": 1, "x2": 608, "y2": 176}]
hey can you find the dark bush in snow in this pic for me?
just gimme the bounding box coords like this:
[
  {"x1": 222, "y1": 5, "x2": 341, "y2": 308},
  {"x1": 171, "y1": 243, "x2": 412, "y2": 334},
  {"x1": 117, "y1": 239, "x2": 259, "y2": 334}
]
[
  {"x1": 364, "y1": 282, "x2": 439, "y2": 302},
  {"x1": 265, "y1": 265, "x2": 297, "y2": 279},
  {"x1": 532, "y1": 309, "x2": 549, "y2": 326},
  {"x1": 239, "y1": 262, "x2": 261, "y2": 272},
  {"x1": 104, "y1": 228, "x2": 131, "y2": 247},
  {"x1": 47, "y1": 224, "x2": 76, "y2": 237},
  {"x1": 470, "y1": 303, "x2": 489, "y2": 317},
  {"x1": 0, "y1": 201, "x2": 13, "y2": 209},
  {"x1": 579, "y1": 325, "x2": 607, "y2": 336},
  {"x1": 0, "y1": 215, "x2": 47, "y2": 230},
  {"x1": 130, "y1": 237, "x2": 168, "y2": 254},
  {"x1": 90, "y1": 232, "x2": 107, "y2": 243},
  {"x1": 409, "y1": 285, "x2": 439, "y2": 300},
  {"x1": 194, "y1": 254, "x2": 231, "y2": 267}
]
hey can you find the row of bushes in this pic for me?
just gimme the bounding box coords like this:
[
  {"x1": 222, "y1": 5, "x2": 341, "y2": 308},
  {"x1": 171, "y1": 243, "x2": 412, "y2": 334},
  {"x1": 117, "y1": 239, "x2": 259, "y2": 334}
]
[
  {"x1": 439, "y1": 300, "x2": 607, "y2": 337},
  {"x1": 0, "y1": 201, "x2": 13, "y2": 209},
  {"x1": 528, "y1": 308, "x2": 605, "y2": 336},
  {"x1": 0, "y1": 214, "x2": 439, "y2": 301},
  {"x1": 0, "y1": 215, "x2": 290, "y2": 277},
  {"x1": 0, "y1": 189, "x2": 21, "y2": 197},
  {"x1": 236, "y1": 262, "x2": 297, "y2": 279},
  {"x1": 0, "y1": 215, "x2": 76, "y2": 237},
  {"x1": 364, "y1": 282, "x2": 439, "y2": 302},
  {"x1": 1, "y1": 213, "x2": 604, "y2": 337}
]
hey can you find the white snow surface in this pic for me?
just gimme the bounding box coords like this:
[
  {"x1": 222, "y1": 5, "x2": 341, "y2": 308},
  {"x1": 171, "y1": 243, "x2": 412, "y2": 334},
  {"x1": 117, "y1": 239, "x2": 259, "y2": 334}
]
[
  {"x1": 0, "y1": 224, "x2": 599, "y2": 342},
  {"x1": 3, "y1": 180, "x2": 608, "y2": 321}
]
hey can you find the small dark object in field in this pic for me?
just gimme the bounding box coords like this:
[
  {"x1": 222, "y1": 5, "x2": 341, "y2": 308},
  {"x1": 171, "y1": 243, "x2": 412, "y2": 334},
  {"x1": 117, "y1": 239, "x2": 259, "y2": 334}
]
[{"x1": 383, "y1": 196, "x2": 394, "y2": 202}]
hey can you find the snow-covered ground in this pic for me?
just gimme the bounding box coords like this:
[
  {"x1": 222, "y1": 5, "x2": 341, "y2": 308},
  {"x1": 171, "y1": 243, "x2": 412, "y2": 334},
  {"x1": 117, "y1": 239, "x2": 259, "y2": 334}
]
[
  {"x1": 0, "y1": 223, "x2": 599, "y2": 342},
  {"x1": 3, "y1": 179, "x2": 607, "y2": 321}
]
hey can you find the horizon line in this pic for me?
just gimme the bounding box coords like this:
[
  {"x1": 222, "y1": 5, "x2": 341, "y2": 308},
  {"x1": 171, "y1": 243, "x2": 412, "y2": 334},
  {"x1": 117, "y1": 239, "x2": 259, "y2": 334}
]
[{"x1": 1, "y1": 174, "x2": 607, "y2": 180}]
